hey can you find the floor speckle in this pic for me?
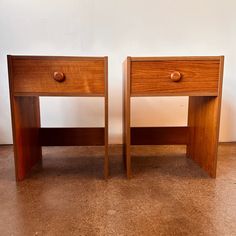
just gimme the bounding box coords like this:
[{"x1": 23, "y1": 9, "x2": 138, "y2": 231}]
[{"x1": 0, "y1": 144, "x2": 236, "y2": 236}]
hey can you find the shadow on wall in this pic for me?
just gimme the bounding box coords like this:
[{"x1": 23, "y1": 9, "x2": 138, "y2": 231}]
[
  {"x1": 220, "y1": 99, "x2": 235, "y2": 142},
  {"x1": 0, "y1": 103, "x2": 12, "y2": 145}
]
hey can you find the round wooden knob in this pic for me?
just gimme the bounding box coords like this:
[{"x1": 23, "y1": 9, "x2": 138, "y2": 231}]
[
  {"x1": 53, "y1": 72, "x2": 65, "y2": 82},
  {"x1": 170, "y1": 71, "x2": 182, "y2": 82}
]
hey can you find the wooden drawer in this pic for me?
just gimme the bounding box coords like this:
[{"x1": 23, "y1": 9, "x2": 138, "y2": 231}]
[
  {"x1": 9, "y1": 56, "x2": 106, "y2": 96},
  {"x1": 130, "y1": 57, "x2": 222, "y2": 96}
]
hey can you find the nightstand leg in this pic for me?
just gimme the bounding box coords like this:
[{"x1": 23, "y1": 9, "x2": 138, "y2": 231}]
[
  {"x1": 187, "y1": 96, "x2": 221, "y2": 177},
  {"x1": 123, "y1": 88, "x2": 131, "y2": 179},
  {"x1": 125, "y1": 143, "x2": 131, "y2": 179},
  {"x1": 123, "y1": 57, "x2": 132, "y2": 178},
  {"x1": 104, "y1": 57, "x2": 109, "y2": 179},
  {"x1": 10, "y1": 96, "x2": 42, "y2": 181},
  {"x1": 104, "y1": 143, "x2": 109, "y2": 179},
  {"x1": 123, "y1": 102, "x2": 132, "y2": 179},
  {"x1": 123, "y1": 131, "x2": 131, "y2": 178},
  {"x1": 104, "y1": 113, "x2": 109, "y2": 179}
]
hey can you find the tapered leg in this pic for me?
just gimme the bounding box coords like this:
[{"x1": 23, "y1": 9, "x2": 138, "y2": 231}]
[
  {"x1": 187, "y1": 96, "x2": 221, "y2": 177},
  {"x1": 11, "y1": 96, "x2": 42, "y2": 181}
]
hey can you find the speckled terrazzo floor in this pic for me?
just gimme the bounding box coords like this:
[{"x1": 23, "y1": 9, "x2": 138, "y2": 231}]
[{"x1": 0, "y1": 144, "x2": 236, "y2": 236}]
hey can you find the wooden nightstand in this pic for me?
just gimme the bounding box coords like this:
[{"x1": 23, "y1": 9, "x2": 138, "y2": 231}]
[
  {"x1": 8, "y1": 55, "x2": 109, "y2": 181},
  {"x1": 123, "y1": 56, "x2": 224, "y2": 178}
]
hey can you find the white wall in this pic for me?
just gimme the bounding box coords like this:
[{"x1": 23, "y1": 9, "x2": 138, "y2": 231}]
[{"x1": 0, "y1": 0, "x2": 236, "y2": 144}]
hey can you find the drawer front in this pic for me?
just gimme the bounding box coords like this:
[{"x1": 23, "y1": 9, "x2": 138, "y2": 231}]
[
  {"x1": 130, "y1": 60, "x2": 221, "y2": 96},
  {"x1": 10, "y1": 57, "x2": 106, "y2": 96}
]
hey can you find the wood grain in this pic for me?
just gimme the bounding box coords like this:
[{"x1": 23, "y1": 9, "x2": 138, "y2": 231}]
[
  {"x1": 11, "y1": 56, "x2": 105, "y2": 96},
  {"x1": 131, "y1": 127, "x2": 189, "y2": 145},
  {"x1": 10, "y1": 97, "x2": 42, "y2": 181},
  {"x1": 186, "y1": 56, "x2": 224, "y2": 177},
  {"x1": 131, "y1": 59, "x2": 220, "y2": 96},
  {"x1": 8, "y1": 56, "x2": 42, "y2": 181},
  {"x1": 130, "y1": 56, "x2": 222, "y2": 61}
]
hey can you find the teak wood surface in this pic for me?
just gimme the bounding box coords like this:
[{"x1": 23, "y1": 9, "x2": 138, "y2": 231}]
[
  {"x1": 123, "y1": 56, "x2": 224, "y2": 178},
  {"x1": 131, "y1": 60, "x2": 220, "y2": 96},
  {"x1": 8, "y1": 55, "x2": 109, "y2": 181},
  {"x1": 11, "y1": 56, "x2": 105, "y2": 96}
]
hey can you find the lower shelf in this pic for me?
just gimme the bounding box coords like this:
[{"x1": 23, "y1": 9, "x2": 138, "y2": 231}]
[
  {"x1": 40, "y1": 127, "x2": 105, "y2": 146},
  {"x1": 131, "y1": 127, "x2": 189, "y2": 145}
]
